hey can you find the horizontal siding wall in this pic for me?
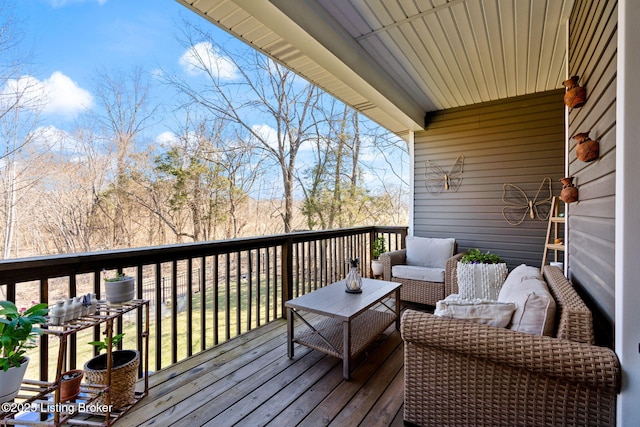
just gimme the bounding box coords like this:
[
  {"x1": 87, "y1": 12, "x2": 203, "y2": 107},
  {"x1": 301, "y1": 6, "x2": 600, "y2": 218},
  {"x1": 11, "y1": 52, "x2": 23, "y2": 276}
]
[
  {"x1": 567, "y1": 0, "x2": 617, "y2": 341},
  {"x1": 414, "y1": 90, "x2": 565, "y2": 269}
]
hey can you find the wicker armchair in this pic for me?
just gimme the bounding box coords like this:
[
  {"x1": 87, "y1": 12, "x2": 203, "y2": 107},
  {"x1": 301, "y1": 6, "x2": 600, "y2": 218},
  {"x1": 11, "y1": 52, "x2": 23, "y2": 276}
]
[
  {"x1": 401, "y1": 266, "x2": 621, "y2": 427},
  {"x1": 380, "y1": 248, "x2": 463, "y2": 306}
]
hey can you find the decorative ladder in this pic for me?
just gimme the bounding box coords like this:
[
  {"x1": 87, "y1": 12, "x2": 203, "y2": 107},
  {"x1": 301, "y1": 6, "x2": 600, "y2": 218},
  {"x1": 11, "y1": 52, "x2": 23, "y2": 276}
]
[{"x1": 541, "y1": 196, "x2": 565, "y2": 269}]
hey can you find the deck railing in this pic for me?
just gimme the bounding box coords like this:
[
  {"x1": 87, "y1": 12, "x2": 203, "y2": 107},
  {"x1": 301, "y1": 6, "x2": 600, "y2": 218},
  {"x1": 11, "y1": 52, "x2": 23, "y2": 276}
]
[{"x1": 0, "y1": 226, "x2": 406, "y2": 381}]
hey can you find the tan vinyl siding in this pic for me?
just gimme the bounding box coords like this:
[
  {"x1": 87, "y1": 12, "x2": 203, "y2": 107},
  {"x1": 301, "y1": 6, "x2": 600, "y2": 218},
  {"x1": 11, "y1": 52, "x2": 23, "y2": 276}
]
[
  {"x1": 414, "y1": 90, "x2": 565, "y2": 268},
  {"x1": 566, "y1": 0, "x2": 617, "y2": 335}
]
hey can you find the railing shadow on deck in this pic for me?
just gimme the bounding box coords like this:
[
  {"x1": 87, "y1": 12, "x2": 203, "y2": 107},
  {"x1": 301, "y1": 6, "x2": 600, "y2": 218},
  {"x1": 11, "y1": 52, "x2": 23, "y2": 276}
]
[{"x1": 0, "y1": 226, "x2": 406, "y2": 383}]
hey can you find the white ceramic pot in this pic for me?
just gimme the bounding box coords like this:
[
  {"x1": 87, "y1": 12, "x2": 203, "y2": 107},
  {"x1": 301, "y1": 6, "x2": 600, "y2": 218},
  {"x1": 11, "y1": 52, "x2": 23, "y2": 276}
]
[
  {"x1": 371, "y1": 260, "x2": 384, "y2": 276},
  {"x1": 0, "y1": 357, "x2": 29, "y2": 404},
  {"x1": 104, "y1": 276, "x2": 135, "y2": 304}
]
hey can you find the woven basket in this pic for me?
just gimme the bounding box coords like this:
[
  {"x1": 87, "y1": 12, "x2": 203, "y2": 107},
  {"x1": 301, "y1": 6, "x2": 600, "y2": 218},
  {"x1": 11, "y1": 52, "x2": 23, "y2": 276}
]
[{"x1": 84, "y1": 350, "x2": 140, "y2": 409}]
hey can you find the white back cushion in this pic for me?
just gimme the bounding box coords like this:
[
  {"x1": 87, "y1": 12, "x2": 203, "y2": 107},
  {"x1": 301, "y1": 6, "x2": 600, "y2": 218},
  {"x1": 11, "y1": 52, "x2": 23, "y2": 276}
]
[
  {"x1": 405, "y1": 236, "x2": 455, "y2": 269},
  {"x1": 498, "y1": 266, "x2": 556, "y2": 336}
]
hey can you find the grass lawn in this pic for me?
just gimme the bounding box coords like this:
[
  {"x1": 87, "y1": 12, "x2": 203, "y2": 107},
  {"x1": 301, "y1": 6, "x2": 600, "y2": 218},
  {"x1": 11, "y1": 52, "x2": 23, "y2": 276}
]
[{"x1": 25, "y1": 277, "x2": 284, "y2": 381}]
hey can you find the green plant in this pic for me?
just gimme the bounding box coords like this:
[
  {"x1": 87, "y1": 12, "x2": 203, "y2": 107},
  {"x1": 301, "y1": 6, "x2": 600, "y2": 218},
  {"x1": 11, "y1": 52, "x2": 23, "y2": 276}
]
[
  {"x1": 0, "y1": 301, "x2": 49, "y2": 372},
  {"x1": 88, "y1": 333, "x2": 125, "y2": 353},
  {"x1": 372, "y1": 236, "x2": 387, "y2": 259},
  {"x1": 103, "y1": 272, "x2": 127, "y2": 282},
  {"x1": 460, "y1": 249, "x2": 505, "y2": 264}
]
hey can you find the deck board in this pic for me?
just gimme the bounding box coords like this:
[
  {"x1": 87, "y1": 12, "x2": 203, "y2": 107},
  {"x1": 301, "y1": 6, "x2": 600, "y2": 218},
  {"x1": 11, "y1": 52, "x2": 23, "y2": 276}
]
[{"x1": 119, "y1": 315, "x2": 405, "y2": 427}]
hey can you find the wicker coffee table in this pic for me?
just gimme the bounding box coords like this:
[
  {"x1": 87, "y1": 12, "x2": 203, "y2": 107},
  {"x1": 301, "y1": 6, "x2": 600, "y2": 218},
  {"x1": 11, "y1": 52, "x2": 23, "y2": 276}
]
[{"x1": 285, "y1": 278, "x2": 401, "y2": 380}]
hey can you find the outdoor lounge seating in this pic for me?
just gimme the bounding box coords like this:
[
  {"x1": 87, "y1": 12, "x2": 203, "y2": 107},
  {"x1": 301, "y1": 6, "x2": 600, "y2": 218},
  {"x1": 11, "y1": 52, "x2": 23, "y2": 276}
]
[
  {"x1": 380, "y1": 236, "x2": 463, "y2": 306},
  {"x1": 401, "y1": 265, "x2": 621, "y2": 426}
]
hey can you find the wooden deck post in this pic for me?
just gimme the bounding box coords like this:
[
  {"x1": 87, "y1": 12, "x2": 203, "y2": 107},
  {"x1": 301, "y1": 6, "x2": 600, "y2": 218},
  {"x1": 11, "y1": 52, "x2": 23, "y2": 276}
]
[{"x1": 282, "y1": 237, "x2": 294, "y2": 318}]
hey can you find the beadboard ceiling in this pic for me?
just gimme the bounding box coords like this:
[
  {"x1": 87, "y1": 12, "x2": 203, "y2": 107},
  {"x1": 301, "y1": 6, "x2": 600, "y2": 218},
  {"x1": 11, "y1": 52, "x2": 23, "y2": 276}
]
[{"x1": 176, "y1": 0, "x2": 574, "y2": 139}]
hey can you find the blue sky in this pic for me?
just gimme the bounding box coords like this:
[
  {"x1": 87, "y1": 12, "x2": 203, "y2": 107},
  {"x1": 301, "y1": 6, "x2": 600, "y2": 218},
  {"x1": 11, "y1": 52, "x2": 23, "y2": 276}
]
[
  {"x1": 13, "y1": 0, "x2": 242, "y2": 138},
  {"x1": 8, "y1": 0, "x2": 408, "y2": 193}
]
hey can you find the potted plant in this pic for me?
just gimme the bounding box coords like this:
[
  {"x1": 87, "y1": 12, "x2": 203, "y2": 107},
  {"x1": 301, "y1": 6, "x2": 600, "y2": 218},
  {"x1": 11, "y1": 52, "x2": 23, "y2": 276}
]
[
  {"x1": 103, "y1": 271, "x2": 135, "y2": 305},
  {"x1": 371, "y1": 236, "x2": 387, "y2": 277},
  {"x1": 84, "y1": 333, "x2": 139, "y2": 409},
  {"x1": 0, "y1": 301, "x2": 49, "y2": 403},
  {"x1": 59, "y1": 369, "x2": 84, "y2": 402},
  {"x1": 456, "y1": 249, "x2": 508, "y2": 301}
]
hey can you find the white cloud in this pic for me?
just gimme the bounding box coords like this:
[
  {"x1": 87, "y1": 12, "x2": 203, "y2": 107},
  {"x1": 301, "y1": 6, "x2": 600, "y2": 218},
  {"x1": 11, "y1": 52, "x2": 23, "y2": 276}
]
[
  {"x1": 179, "y1": 42, "x2": 239, "y2": 80},
  {"x1": 0, "y1": 72, "x2": 92, "y2": 119},
  {"x1": 155, "y1": 131, "x2": 179, "y2": 146},
  {"x1": 41, "y1": 72, "x2": 93, "y2": 117},
  {"x1": 251, "y1": 124, "x2": 278, "y2": 148}
]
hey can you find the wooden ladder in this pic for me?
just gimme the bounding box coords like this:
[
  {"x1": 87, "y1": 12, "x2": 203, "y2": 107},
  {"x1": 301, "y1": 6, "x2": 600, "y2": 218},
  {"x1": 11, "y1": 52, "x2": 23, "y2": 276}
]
[{"x1": 541, "y1": 196, "x2": 565, "y2": 269}]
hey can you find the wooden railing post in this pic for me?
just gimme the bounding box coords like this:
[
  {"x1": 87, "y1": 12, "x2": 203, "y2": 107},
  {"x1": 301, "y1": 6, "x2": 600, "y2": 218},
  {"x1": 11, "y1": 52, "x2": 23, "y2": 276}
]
[
  {"x1": 282, "y1": 237, "x2": 294, "y2": 318},
  {"x1": 400, "y1": 227, "x2": 408, "y2": 248},
  {"x1": 40, "y1": 278, "x2": 49, "y2": 382}
]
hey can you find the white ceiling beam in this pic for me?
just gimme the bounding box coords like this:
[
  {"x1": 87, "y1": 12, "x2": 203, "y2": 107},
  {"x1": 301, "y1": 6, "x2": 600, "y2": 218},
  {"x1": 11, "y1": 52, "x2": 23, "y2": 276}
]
[{"x1": 233, "y1": 0, "x2": 426, "y2": 130}]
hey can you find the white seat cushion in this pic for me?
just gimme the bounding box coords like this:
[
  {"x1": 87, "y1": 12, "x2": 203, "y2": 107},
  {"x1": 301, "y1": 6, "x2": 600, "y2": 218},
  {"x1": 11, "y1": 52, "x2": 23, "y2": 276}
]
[
  {"x1": 392, "y1": 265, "x2": 445, "y2": 283},
  {"x1": 405, "y1": 236, "x2": 455, "y2": 269}
]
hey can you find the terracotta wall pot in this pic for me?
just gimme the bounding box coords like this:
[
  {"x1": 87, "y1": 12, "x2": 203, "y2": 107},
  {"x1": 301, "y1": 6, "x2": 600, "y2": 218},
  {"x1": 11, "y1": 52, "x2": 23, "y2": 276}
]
[
  {"x1": 574, "y1": 131, "x2": 599, "y2": 162},
  {"x1": 560, "y1": 177, "x2": 579, "y2": 203},
  {"x1": 563, "y1": 76, "x2": 587, "y2": 108}
]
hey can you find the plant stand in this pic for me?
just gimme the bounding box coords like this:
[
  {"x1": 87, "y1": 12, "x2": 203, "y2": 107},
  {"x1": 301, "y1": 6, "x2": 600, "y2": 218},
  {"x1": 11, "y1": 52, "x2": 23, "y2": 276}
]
[{"x1": 0, "y1": 300, "x2": 149, "y2": 427}]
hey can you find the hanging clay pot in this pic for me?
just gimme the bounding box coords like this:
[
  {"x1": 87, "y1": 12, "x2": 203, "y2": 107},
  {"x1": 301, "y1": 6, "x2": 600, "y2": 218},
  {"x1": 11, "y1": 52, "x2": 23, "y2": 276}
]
[
  {"x1": 574, "y1": 131, "x2": 600, "y2": 162},
  {"x1": 563, "y1": 76, "x2": 587, "y2": 108},
  {"x1": 560, "y1": 177, "x2": 579, "y2": 203}
]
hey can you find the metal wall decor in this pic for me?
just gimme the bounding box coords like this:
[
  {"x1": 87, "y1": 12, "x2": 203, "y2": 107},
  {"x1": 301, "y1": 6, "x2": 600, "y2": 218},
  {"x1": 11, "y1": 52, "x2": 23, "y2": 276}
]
[
  {"x1": 502, "y1": 177, "x2": 553, "y2": 226},
  {"x1": 424, "y1": 154, "x2": 464, "y2": 195}
]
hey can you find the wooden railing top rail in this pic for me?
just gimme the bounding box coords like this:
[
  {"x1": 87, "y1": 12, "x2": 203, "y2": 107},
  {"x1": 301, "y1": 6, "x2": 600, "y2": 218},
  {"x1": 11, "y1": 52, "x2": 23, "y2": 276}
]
[{"x1": 0, "y1": 226, "x2": 408, "y2": 284}]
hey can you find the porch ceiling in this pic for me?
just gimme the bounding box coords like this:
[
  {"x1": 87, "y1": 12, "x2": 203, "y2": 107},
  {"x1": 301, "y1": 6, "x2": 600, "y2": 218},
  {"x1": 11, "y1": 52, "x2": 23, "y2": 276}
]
[{"x1": 176, "y1": 0, "x2": 574, "y2": 139}]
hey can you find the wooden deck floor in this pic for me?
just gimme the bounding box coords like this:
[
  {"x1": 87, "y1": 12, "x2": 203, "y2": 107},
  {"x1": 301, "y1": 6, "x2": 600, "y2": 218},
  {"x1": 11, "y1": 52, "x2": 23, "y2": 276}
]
[{"x1": 119, "y1": 317, "x2": 405, "y2": 427}]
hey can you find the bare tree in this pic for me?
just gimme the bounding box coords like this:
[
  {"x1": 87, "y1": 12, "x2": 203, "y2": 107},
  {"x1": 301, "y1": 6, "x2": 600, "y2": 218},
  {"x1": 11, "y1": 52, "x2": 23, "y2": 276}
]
[
  {"x1": 300, "y1": 102, "x2": 370, "y2": 229},
  {"x1": 166, "y1": 22, "x2": 322, "y2": 233},
  {"x1": 91, "y1": 67, "x2": 157, "y2": 248},
  {"x1": 33, "y1": 125, "x2": 111, "y2": 253},
  {"x1": 0, "y1": 1, "x2": 48, "y2": 260}
]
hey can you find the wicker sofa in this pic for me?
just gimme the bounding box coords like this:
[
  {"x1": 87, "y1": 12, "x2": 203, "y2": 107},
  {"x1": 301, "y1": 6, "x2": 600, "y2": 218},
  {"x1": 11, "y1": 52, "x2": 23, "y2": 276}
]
[
  {"x1": 402, "y1": 265, "x2": 621, "y2": 427},
  {"x1": 380, "y1": 243, "x2": 463, "y2": 306}
]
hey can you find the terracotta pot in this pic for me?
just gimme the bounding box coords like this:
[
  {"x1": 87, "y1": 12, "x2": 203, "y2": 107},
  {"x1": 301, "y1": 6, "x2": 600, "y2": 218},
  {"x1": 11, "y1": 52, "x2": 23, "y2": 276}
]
[
  {"x1": 574, "y1": 131, "x2": 599, "y2": 162},
  {"x1": 60, "y1": 369, "x2": 84, "y2": 401},
  {"x1": 560, "y1": 177, "x2": 579, "y2": 203},
  {"x1": 563, "y1": 76, "x2": 587, "y2": 108}
]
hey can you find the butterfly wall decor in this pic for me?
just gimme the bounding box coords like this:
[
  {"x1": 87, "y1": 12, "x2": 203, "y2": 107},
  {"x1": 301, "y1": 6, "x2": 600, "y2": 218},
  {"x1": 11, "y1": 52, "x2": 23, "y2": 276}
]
[
  {"x1": 502, "y1": 177, "x2": 553, "y2": 226},
  {"x1": 424, "y1": 154, "x2": 464, "y2": 195}
]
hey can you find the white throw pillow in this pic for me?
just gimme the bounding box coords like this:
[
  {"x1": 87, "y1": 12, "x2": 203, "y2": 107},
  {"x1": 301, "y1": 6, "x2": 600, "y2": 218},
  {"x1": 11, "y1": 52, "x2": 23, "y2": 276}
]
[
  {"x1": 434, "y1": 297, "x2": 516, "y2": 328},
  {"x1": 498, "y1": 272, "x2": 556, "y2": 336},
  {"x1": 405, "y1": 236, "x2": 455, "y2": 269},
  {"x1": 456, "y1": 262, "x2": 508, "y2": 301}
]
